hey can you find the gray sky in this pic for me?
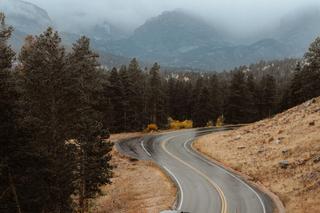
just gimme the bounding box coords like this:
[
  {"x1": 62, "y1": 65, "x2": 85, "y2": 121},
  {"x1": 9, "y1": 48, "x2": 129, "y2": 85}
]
[{"x1": 28, "y1": 0, "x2": 320, "y2": 34}]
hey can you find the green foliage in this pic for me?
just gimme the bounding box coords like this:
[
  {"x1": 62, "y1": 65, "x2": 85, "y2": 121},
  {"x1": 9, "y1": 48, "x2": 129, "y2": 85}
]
[
  {"x1": 287, "y1": 37, "x2": 320, "y2": 106},
  {"x1": 64, "y1": 36, "x2": 113, "y2": 212},
  {"x1": 225, "y1": 70, "x2": 251, "y2": 124},
  {"x1": 193, "y1": 86, "x2": 212, "y2": 127},
  {"x1": 259, "y1": 74, "x2": 277, "y2": 118},
  {"x1": 147, "y1": 63, "x2": 167, "y2": 127}
]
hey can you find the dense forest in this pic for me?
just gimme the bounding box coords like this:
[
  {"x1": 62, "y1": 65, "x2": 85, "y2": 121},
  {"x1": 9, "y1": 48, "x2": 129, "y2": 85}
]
[{"x1": 1, "y1": 10, "x2": 320, "y2": 212}]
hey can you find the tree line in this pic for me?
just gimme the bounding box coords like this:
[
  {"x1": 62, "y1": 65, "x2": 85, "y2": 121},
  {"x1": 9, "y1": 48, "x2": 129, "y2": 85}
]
[{"x1": 103, "y1": 38, "x2": 320, "y2": 129}]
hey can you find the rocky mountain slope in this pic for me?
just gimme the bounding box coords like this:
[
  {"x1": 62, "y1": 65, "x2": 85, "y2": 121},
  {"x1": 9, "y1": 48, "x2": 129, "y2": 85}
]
[
  {"x1": 0, "y1": 0, "x2": 53, "y2": 48},
  {"x1": 194, "y1": 97, "x2": 320, "y2": 213}
]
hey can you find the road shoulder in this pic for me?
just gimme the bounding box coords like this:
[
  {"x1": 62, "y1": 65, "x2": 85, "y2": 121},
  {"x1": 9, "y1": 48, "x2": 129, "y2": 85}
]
[{"x1": 91, "y1": 133, "x2": 177, "y2": 213}]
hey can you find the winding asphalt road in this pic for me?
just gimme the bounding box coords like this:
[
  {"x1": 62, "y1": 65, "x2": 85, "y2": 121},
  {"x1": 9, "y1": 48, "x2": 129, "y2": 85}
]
[{"x1": 117, "y1": 128, "x2": 275, "y2": 213}]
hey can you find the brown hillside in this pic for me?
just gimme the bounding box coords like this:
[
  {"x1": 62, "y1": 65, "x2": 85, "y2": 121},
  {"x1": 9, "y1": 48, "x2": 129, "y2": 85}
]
[{"x1": 194, "y1": 97, "x2": 320, "y2": 213}]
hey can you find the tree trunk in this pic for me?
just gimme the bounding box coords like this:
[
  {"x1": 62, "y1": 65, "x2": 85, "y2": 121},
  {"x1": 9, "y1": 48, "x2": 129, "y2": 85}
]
[
  {"x1": 8, "y1": 169, "x2": 22, "y2": 213},
  {"x1": 79, "y1": 147, "x2": 87, "y2": 213}
]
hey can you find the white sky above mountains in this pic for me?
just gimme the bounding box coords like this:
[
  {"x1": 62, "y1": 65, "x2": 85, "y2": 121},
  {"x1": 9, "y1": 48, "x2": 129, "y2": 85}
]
[{"x1": 28, "y1": 0, "x2": 320, "y2": 34}]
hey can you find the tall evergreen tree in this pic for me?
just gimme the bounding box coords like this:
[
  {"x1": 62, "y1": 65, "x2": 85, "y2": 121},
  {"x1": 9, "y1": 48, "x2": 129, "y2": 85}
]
[
  {"x1": 65, "y1": 36, "x2": 113, "y2": 212},
  {"x1": 118, "y1": 65, "x2": 131, "y2": 131},
  {"x1": 193, "y1": 86, "x2": 212, "y2": 127},
  {"x1": 225, "y1": 70, "x2": 250, "y2": 124},
  {"x1": 191, "y1": 78, "x2": 204, "y2": 121},
  {"x1": 300, "y1": 37, "x2": 320, "y2": 100},
  {"x1": 246, "y1": 73, "x2": 259, "y2": 122},
  {"x1": 104, "y1": 67, "x2": 125, "y2": 132},
  {"x1": 19, "y1": 28, "x2": 77, "y2": 212},
  {"x1": 289, "y1": 62, "x2": 304, "y2": 106},
  {"x1": 147, "y1": 63, "x2": 167, "y2": 126},
  {"x1": 208, "y1": 74, "x2": 222, "y2": 122},
  {"x1": 0, "y1": 13, "x2": 23, "y2": 213},
  {"x1": 259, "y1": 74, "x2": 276, "y2": 118},
  {"x1": 127, "y1": 58, "x2": 144, "y2": 130}
]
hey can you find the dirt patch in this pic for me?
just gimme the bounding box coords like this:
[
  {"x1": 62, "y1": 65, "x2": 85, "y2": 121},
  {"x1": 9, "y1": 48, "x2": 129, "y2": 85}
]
[
  {"x1": 110, "y1": 132, "x2": 144, "y2": 142},
  {"x1": 90, "y1": 133, "x2": 176, "y2": 213},
  {"x1": 194, "y1": 97, "x2": 320, "y2": 213}
]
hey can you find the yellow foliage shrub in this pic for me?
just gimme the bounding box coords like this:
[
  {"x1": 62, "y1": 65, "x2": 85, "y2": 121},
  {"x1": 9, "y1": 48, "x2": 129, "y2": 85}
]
[
  {"x1": 169, "y1": 119, "x2": 193, "y2": 129},
  {"x1": 206, "y1": 121, "x2": 214, "y2": 127},
  {"x1": 146, "y1": 123, "x2": 158, "y2": 132},
  {"x1": 216, "y1": 115, "x2": 225, "y2": 127}
]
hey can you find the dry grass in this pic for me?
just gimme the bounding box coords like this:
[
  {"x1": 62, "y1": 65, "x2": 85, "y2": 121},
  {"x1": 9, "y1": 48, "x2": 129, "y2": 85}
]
[
  {"x1": 110, "y1": 132, "x2": 144, "y2": 142},
  {"x1": 90, "y1": 133, "x2": 176, "y2": 213},
  {"x1": 194, "y1": 97, "x2": 320, "y2": 213}
]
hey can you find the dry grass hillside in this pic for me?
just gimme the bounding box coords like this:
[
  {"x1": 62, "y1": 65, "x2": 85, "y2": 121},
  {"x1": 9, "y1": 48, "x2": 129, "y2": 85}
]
[
  {"x1": 194, "y1": 97, "x2": 320, "y2": 213},
  {"x1": 90, "y1": 132, "x2": 176, "y2": 213}
]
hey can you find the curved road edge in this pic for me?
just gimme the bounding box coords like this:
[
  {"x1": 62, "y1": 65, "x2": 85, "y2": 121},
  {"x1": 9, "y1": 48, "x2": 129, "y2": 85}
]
[
  {"x1": 190, "y1": 136, "x2": 286, "y2": 213},
  {"x1": 115, "y1": 129, "x2": 285, "y2": 213},
  {"x1": 114, "y1": 137, "x2": 182, "y2": 210}
]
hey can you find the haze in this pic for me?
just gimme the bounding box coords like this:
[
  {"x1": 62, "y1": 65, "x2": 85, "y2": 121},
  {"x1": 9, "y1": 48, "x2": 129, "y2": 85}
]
[{"x1": 28, "y1": 0, "x2": 320, "y2": 36}]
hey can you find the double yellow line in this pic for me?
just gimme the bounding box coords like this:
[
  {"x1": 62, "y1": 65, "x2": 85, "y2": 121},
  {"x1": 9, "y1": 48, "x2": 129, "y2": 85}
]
[{"x1": 161, "y1": 136, "x2": 228, "y2": 213}]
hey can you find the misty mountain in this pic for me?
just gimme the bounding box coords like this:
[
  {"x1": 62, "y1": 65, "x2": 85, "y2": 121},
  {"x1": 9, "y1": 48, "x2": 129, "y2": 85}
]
[
  {"x1": 0, "y1": 0, "x2": 53, "y2": 49},
  {"x1": 100, "y1": 10, "x2": 292, "y2": 70},
  {"x1": 84, "y1": 21, "x2": 129, "y2": 42},
  {"x1": 2, "y1": 0, "x2": 320, "y2": 71},
  {"x1": 275, "y1": 7, "x2": 320, "y2": 56}
]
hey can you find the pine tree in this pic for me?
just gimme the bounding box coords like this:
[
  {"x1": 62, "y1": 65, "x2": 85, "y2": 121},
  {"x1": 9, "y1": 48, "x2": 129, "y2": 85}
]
[
  {"x1": 259, "y1": 74, "x2": 276, "y2": 118},
  {"x1": 118, "y1": 65, "x2": 131, "y2": 131},
  {"x1": 193, "y1": 86, "x2": 212, "y2": 127},
  {"x1": 225, "y1": 70, "x2": 250, "y2": 124},
  {"x1": 246, "y1": 73, "x2": 259, "y2": 122},
  {"x1": 104, "y1": 67, "x2": 124, "y2": 132},
  {"x1": 289, "y1": 62, "x2": 304, "y2": 106},
  {"x1": 18, "y1": 28, "x2": 77, "y2": 212},
  {"x1": 147, "y1": 63, "x2": 167, "y2": 126},
  {"x1": 127, "y1": 58, "x2": 144, "y2": 130},
  {"x1": 65, "y1": 36, "x2": 113, "y2": 212},
  {"x1": 300, "y1": 37, "x2": 320, "y2": 100},
  {"x1": 191, "y1": 78, "x2": 204, "y2": 122},
  {"x1": 208, "y1": 74, "x2": 222, "y2": 122},
  {"x1": 0, "y1": 13, "x2": 23, "y2": 213},
  {"x1": 167, "y1": 77, "x2": 178, "y2": 119}
]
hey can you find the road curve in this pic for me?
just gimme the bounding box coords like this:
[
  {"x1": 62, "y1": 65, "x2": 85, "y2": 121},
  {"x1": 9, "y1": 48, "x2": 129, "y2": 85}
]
[{"x1": 117, "y1": 128, "x2": 275, "y2": 213}]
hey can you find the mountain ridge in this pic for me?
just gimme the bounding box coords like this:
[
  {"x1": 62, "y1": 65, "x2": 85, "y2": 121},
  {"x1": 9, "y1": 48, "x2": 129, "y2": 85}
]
[{"x1": 1, "y1": 0, "x2": 320, "y2": 70}]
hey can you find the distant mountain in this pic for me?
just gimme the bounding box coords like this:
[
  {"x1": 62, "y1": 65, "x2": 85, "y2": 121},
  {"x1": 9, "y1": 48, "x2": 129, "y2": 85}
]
[
  {"x1": 2, "y1": 1, "x2": 320, "y2": 71},
  {"x1": 0, "y1": 0, "x2": 53, "y2": 49},
  {"x1": 102, "y1": 10, "x2": 232, "y2": 68},
  {"x1": 275, "y1": 7, "x2": 320, "y2": 56},
  {"x1": 86, "y1": 21, "x2": 128, "y2": 41},
  {"x1": 101, "y1": 10, "x2": 294, "y2": 70},
  {"x1": 0, "y1": 0, "x2": 52, "y2": 33}
]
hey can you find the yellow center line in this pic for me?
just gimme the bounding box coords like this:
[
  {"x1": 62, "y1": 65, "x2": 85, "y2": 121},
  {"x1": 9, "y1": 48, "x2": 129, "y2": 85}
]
[{"x1": 161, "y1": 136, "x2": 228, "y2": 213}]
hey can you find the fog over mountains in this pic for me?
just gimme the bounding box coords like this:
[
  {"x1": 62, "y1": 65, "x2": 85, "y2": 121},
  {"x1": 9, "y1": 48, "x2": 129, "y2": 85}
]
[{"x1": 1, "y1": 0, "x2": 320, "y2": 70}]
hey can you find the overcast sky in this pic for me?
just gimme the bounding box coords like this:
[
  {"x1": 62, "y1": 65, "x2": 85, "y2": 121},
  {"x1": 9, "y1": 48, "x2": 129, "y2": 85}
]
[{"x1": 28, "y1": 0, "x2": 320, "y2": 34}]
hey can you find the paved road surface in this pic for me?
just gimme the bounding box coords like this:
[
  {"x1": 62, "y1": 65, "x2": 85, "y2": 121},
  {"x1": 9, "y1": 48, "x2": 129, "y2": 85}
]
[{"x1": 117, "y1": 128, "x2": 275, "y2": 213}]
